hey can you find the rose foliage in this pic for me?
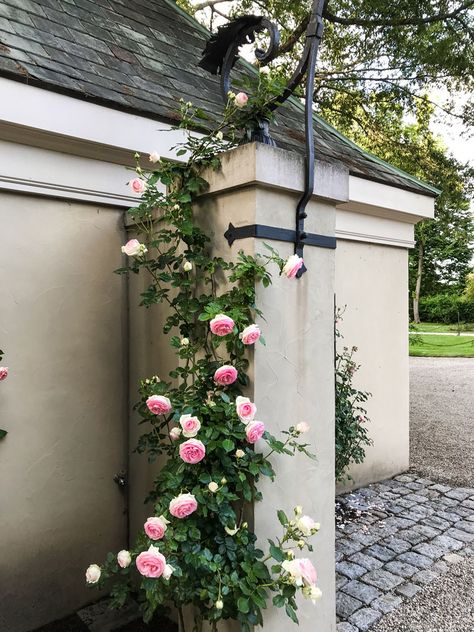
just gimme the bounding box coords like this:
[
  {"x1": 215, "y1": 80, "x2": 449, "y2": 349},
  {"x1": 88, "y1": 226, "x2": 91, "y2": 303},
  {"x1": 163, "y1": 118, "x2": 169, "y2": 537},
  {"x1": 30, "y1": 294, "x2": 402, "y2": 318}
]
[{"x1": 87, "y1": 97, "x2": 321, "y2": 631}]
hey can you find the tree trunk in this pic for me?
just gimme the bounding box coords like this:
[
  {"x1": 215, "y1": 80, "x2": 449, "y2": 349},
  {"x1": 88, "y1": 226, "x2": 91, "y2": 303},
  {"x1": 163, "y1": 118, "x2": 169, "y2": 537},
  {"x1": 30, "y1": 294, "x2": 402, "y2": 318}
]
[{"x1": 413, "y1": 240, "x2": 424, "y2": 324}]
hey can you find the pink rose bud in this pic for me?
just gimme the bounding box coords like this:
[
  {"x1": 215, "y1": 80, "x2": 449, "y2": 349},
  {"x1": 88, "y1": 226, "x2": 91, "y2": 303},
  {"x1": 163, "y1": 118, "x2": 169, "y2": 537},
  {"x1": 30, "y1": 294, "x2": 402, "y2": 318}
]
[
  {"x1": 169, "y1": 493, "x2": 198, "y2": 518},
  {"x1": 179, "y1": 414, "x2": 201, "y2": 438},
  {"x1": 179, "y1": 438, "x2": 206, "y2": 464},
  {"x1": 239, "y1": 324, "x2": 261, "y2": 345},
  {"x1": 169, "y1": 427, "x2": 182, "y2": 441},
  {"x1": 297, "y1": 558, "x2": 318, "y2": 586},
  {"x1": 85, "y1": 564, "x2": 101, "y2": 584},
  {"x1": 0, "y1": 367, "x2": 8, "y2": 381},
  {"x1": 117, "y1": 550, "x2": 132, "y2": 568},
  {"x1": 121, "y1": 239, "x2": 147, "y2": 257},
  {"x1": 136, "y1": 545, "x2": 166, "y2": 578},
  {"x1": 144, "y1": 515, "x2": 169, "y2": 540},
  {"x1": 296, "y1": 421, "x2": 310, "y2": 434},
  {"x1": 129, "y1": 177, "x2": 147, "y2": 194},
  {"x1": 245, "y1": 420, "x2": 265, "y2": 444},
  {"x1": 282, "y1": 254, "x2": 304, "y2": 278},
  {"x1": 235, "y1": 92, "x2": 249, "y2": 107},
  {"x1": 146, "y1": 395, "x2": 172, "y2": 415},
  {"x1": 235, "y1": 396, "x2": 257, "y2": 423},
  {"x1": 210, "y1": 314, "x2": 235, "y2": 337},
  {"x1": 214, "y1": 365, "x2": 238, "y2": 386}
]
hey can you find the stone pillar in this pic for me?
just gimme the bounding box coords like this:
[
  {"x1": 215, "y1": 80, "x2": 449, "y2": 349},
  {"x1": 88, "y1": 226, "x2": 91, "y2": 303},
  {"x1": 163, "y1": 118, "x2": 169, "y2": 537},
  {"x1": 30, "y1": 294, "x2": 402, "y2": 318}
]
[{"x1": 194, "y1": 143, "x2": 348, "y2": 632}]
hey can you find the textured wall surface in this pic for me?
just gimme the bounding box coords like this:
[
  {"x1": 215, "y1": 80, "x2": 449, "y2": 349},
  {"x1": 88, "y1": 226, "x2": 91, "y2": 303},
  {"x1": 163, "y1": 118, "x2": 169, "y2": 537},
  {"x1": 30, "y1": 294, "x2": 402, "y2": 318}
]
[
  {"x1": 0, "y1": 192, "x2": 128, "y2": 632},
  {"x1": 191, "y1": 143, "x2": 338, "y2": 632},
  {"x1": 335, "y1": 240, "x2": 410, "y2": 491}
]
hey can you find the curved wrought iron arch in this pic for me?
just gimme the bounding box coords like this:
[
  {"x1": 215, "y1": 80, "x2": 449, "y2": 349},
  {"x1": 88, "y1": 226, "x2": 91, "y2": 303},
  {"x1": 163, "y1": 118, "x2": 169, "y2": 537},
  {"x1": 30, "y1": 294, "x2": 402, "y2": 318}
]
[{"x1": 199, "y1": 0, "x2": 332, "y2": 276}]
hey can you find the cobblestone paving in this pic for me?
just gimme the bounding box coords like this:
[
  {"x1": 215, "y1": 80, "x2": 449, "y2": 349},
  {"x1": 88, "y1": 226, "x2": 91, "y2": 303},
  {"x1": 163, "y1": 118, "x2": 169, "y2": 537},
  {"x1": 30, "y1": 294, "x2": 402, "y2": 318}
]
[{"x1": 336, "y1": 473, "x2": 474, "y2": 632}]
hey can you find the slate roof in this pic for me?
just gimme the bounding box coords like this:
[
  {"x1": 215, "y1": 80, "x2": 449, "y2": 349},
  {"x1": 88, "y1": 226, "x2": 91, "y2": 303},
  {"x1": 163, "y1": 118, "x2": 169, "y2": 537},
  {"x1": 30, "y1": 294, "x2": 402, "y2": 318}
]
[{"x1": 0, "y1": 0, "x2": 438, "y2": 197}]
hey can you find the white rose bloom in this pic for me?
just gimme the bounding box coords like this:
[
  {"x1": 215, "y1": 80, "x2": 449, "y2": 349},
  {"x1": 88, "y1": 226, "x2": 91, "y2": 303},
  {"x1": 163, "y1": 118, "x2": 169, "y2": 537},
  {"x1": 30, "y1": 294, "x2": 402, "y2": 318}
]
[
  {"x1": 149, "y1": 151, "x2": 160, "y2": 163},
  {"x1": 208, "y1": 482, "x2": 219, "y2": 493},
  {"x1": 297, "y1": 515, "x2": 319, "y2": 536},
  {"x1": 296, "y1": 421, "x2": 310, "y2": 434},
  {"x1": 180, "y1": 337, "x2": 190, "y2": 346},
  {"x1": 85, "y1": 564, "x2": 101, "y2": 584},
  {"x1": 281, "y1": 560, "x2": 303, "y2": 586},
  {"x1": 183, "y1": 261, "x2": 193, "y2": 272},
  {"x1": 235, "y1": 449, "x2": 245, "y2": 459},
  {"x1": 303, "y1": 585, "x2": 322, "y2": 603},
  {"x1": 163, "y1": 564, "x2": 175, "y2": 580},
  {"x1": 117, "y1": 550, "x2": 132, "y2": 568},
  {"x1": 215, "y1": 599, "x2": 224, "y2": 610}
]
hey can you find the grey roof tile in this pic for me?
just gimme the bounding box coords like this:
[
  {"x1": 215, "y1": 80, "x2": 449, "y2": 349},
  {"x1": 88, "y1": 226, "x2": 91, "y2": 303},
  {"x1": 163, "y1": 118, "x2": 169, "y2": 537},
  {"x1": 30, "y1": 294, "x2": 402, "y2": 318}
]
[{"x1": 0, "y1": 0, "x2": 437, "y2": 196}]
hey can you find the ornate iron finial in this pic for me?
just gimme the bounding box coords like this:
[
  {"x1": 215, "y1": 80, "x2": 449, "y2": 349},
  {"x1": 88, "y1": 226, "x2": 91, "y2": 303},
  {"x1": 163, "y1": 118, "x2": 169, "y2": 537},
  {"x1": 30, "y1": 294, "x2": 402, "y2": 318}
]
[{"x1": 198, "y1": 0, "x2": 332, "y2": 276}]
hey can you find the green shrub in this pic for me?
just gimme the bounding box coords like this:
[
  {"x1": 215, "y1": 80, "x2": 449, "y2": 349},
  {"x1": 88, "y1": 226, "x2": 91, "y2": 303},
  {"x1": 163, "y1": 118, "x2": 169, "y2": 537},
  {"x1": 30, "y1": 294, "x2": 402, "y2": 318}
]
[
  {"x1": 335, "y1": 314, "x2": 372, "y2": 482},
  {"x1": 418, "y1": 294, "x2": 474, "y2": 323}
]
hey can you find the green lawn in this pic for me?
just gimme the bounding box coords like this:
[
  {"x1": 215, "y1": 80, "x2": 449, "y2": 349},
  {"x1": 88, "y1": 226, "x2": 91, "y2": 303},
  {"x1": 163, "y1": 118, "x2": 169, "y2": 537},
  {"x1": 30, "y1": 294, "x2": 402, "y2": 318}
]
[
  {"x1": 409, "y1": 333, "x2": 474, "y2": 357},
  {"x1": 411, "y1": 321, "x2": 474, "y2": 333}
]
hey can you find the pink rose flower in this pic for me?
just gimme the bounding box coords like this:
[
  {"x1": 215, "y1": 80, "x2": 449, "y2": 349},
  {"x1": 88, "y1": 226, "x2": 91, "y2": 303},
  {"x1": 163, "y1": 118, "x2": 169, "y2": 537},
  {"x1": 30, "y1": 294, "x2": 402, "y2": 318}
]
[
  {"x1": 144, "y1": 515, "x2": 169, "y2": 540},
  {"x1": 146, "y1": 395, "x2": 172, "y2": 415},
  {"x1": 296, "y1": 421, "x2": 310, "y2": 434},
  {"x1": 214, "y1": 365, "x2": 238, "y2": 386},
  {"x1": 179, "y1": 438, "x2": 206, "y2": 464},
  {"x1": 297, "y1": 558, "x2": 318, "y2": 586},
  {"x1": 136, "y1": 545, "x2": 166, "y2": 578},
  {"x1": 121, "y1": 239, "x2": 147, "y2": 257},
  {"x1": 0, "y1": 367, "x2": 8, "y2": 381},
  {"x1": 169, "y1": 493, "x2": 198, "y2": 518},
  {"x1": 240, "y1": 324, "x2": 261, "y2": 345},
  {"x1": 210, "y1": 314, "x2": 235, "y2": 337},
  {"x1": 282, "y1": 254, "x2": 304, "y2": 278},
  {"x1": 169, "y1": 427, "x2": 182, "y2": 441},
  {"x1": 179, "y1": 414, "x2": 201, "y2": 438},
  {"x1": 129, "y1": 177, "x2": 146, "y2": 195},
  {"x1": 245, "y1": 420, "x2": 265, "y2": 444},
  {"x1": 235, "y1": 92, "x2": 248, "y2": 107},
  {"x1": 235, "y1": 396, "x2": 256, "y2": 423}
]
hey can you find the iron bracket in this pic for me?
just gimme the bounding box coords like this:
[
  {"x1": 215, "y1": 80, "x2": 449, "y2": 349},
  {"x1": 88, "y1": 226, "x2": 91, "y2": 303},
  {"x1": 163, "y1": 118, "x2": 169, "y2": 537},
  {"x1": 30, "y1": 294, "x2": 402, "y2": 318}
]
[{"x1": 224, "y1": 222, "x2": 336, "y2": 250}]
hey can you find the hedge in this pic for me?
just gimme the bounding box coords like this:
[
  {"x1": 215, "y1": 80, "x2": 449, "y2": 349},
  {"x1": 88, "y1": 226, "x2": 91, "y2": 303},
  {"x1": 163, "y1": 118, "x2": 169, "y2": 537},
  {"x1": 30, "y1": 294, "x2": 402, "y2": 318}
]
[{"x1": 418, "y1": 294, "x2": 474, "y2": 324}]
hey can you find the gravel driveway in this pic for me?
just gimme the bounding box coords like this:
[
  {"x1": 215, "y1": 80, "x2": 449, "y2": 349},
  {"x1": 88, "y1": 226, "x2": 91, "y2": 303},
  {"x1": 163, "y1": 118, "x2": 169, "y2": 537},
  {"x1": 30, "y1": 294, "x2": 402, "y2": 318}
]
[{"x1": 410, "y1": 357, "x2": 474, "y2": 487}]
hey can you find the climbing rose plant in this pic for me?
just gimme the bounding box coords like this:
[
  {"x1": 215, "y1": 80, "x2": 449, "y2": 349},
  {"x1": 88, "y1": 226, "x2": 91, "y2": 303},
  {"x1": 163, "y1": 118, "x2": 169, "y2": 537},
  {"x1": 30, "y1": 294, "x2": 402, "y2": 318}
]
[
  {"x1": 0, "y1": 348, "x2": 8, "y2": 439},
  {"x1": 86, "y1": 97, "x2": 321, "y2": 631}
]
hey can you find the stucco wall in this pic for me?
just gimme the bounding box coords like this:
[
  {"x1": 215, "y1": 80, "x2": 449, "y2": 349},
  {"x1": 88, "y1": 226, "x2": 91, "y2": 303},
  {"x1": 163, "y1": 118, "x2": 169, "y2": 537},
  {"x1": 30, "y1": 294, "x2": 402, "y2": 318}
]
[
  {"x1": 0, "y1": 192, "x2": 128, "y2": 632},
  {"x1": 335, "y1": 239, "x2": 410, "y2": 490}
]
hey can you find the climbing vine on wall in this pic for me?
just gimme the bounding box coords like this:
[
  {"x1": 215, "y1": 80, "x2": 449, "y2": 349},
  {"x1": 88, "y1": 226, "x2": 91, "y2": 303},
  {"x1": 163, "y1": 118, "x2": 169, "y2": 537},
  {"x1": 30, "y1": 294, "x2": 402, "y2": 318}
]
[
  {"x1": 0, "y1": 349, "x2": 8, "y2": 439},
  {"x1": 86, "y1": 93, "x2": 322, "y2": 632}
]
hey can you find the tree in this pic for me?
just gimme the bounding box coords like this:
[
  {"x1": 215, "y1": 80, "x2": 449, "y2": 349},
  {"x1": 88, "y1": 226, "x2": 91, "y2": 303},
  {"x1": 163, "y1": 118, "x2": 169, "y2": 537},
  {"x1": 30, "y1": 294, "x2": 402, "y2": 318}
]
[
  {"x1": 179, "y1": 0, "x2": 474, "y2": 313},
  {"x1": 180, "y1": 0, "x2": 474, "y2": 131}
]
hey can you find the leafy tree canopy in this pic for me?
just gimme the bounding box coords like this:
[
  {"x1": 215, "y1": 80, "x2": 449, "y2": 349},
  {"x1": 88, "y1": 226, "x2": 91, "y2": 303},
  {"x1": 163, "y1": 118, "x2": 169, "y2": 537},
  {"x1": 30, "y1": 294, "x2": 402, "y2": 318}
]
[{"x1": 179, "y1": 0, "x2": 474, "y2": 298}]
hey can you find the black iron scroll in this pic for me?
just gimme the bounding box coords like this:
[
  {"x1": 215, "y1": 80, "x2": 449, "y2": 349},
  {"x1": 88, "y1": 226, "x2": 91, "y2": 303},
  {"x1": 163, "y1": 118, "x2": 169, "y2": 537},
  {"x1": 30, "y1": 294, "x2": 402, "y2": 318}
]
[{"x1": 199, "y1": 0, "x2": 333, "y2": 276}]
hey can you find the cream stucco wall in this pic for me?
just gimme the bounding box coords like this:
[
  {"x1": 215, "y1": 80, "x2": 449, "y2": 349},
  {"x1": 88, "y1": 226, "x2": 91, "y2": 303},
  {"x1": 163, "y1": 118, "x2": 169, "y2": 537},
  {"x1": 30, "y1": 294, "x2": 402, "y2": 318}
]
[
  {"x1": 335, "y1": 239, "x2": 410, "y2": 490},
  {"x1": 0, "y1": 193, "x2": 128, "y2": 632}
]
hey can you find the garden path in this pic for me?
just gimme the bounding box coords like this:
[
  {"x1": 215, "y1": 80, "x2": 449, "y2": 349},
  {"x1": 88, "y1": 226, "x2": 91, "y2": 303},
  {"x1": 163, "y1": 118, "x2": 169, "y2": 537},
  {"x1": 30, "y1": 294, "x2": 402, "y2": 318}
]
[
  {"x1": 410, "y1": 357, "x2": 474, "y2": 486},
  {"x1": 336, "y1": 474, "x2": 474, "y2": 631}
]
